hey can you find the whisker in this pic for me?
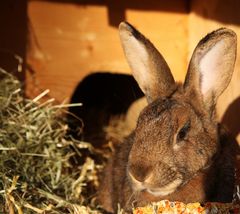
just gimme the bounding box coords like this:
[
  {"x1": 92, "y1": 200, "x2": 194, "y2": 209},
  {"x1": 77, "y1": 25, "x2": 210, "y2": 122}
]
[
  {"x1": 125, "y1": 190, "x2": 140, "y2": 210},
  {"x1": 131, "y1": 191, "x2": 141, "y2": 209}
]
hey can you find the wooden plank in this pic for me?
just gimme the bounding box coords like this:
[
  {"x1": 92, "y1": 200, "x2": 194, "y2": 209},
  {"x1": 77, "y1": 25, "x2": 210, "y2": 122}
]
[{"x1": 26, "y1": 1, "x2": 188, "y2": 102}]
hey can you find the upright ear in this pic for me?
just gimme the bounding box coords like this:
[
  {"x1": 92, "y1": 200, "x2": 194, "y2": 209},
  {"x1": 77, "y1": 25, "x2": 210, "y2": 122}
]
[
  {"x1": 184, "y1": 28, "x2": 237, "y2": 113},
  {"x1": 119, "y1": 22, "x2": 176, "y2": 103}
]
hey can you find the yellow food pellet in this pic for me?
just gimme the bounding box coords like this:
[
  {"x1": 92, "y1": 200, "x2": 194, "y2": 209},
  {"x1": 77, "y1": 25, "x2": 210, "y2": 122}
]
[{"x1": 133, "y1": 200, "x2": 240, "y2": 214}]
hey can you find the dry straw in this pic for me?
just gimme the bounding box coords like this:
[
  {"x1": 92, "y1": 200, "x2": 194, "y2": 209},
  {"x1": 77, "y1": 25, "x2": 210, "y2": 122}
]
[{"x1": 0, "y1": 69, "x2": 104, "y2": 214}]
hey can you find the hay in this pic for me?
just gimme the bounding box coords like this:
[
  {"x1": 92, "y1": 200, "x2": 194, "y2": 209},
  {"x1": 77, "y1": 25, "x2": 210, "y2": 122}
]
[{"x1": 0, "y1": 69, "x2": 103, "y2": 213}]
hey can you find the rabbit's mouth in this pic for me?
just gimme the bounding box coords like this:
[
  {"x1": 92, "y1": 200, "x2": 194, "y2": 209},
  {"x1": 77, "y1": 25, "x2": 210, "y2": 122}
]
[
  {"x1": 145, "y1": 178, "x2": 183, "y2": 196},
  {"x1": 129, "y1": 170, "x2": 183, "y2": 196}
]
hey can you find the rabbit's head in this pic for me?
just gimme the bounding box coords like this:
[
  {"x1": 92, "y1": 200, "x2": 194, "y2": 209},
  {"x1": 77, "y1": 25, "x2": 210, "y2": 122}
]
[{"x1": 119, "y1": 22, "x2": 237, "y2": 197}]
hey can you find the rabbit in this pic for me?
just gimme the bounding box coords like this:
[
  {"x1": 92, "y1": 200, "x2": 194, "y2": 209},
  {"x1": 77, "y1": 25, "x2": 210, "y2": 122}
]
[{"x1": 98, "y1": 22, "x2": 238, "y2": 213}]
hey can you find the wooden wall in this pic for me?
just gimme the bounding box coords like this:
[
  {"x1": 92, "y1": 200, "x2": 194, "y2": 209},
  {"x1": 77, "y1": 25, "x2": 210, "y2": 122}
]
[
  {"x1": 0, "y1": 0, "x2": 27, "y2": 80},
  {"x1": 26, "y1": 0, "x2": 188, "y2": 102}
]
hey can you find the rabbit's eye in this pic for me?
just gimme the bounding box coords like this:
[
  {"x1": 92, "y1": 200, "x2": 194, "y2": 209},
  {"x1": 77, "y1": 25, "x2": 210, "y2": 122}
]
[{"x1": 177, "y1": 121, "x2": 190, "y2": 141}]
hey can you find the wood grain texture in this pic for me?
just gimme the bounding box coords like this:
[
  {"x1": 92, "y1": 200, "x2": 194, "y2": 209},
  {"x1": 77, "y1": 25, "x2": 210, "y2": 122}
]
[{"x1": 26, "y1": 1, "x2": 188, "y2": 102}]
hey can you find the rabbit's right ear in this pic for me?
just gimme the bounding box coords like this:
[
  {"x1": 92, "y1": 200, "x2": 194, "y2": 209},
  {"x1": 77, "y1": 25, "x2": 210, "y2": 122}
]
[
  {"x1": 184, "y1": 28, "x2": 237, "y2": 114},
  {"x1": 119, "y1": 22, "x2": 176, "y2": 103}
]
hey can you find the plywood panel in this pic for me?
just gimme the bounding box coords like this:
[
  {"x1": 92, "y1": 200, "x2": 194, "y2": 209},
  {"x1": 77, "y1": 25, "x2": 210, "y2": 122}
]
[
  {"x1": 189, "y1": 0, "x2": 240, "y2": 143},
  {"x1": 26, "y1": 1, "x2": 188, "y2": 102},
  {"x1": 27, "y1": 2, "x2": 124, "y2": 102}
]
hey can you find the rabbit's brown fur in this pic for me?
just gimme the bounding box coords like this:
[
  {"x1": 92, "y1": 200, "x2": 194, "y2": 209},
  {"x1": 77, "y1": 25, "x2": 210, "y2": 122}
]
[{"x1": 98, "y1": 22, "x2": 238, "y2": 212}]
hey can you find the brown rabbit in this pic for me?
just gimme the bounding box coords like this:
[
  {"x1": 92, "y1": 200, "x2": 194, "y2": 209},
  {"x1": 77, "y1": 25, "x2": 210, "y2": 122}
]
[{"x1": 98, "y1": 22, "x2": 238, "y2": 213}]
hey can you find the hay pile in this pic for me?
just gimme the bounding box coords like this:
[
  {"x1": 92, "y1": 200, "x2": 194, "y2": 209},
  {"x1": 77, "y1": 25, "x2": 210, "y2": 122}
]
[{"x1": 0, "y1": 69, "x2": 104, "y2": 213}]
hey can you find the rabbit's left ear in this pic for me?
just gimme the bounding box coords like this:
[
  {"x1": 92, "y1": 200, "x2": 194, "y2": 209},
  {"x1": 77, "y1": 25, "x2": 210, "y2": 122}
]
[{"x1": 184, "y1": 28, "x2": 237, "y2": 111}]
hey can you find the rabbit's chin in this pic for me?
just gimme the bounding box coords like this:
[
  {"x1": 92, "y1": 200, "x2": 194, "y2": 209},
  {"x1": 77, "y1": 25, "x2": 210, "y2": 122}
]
[{"x1": 133, "y1": 178, "x2": 183, "y2": 197}]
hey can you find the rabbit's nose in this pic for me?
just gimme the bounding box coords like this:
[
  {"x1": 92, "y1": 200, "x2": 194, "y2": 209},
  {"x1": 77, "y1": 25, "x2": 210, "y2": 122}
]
[{"x1": 128, "y1": 164, "x2": 151, "y2": 183}]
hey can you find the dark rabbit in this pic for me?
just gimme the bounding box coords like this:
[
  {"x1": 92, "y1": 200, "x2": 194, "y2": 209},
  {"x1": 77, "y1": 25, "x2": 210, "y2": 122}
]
[{"x1": 98, "y1": 22, "x2": 238, "y2": 213}]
